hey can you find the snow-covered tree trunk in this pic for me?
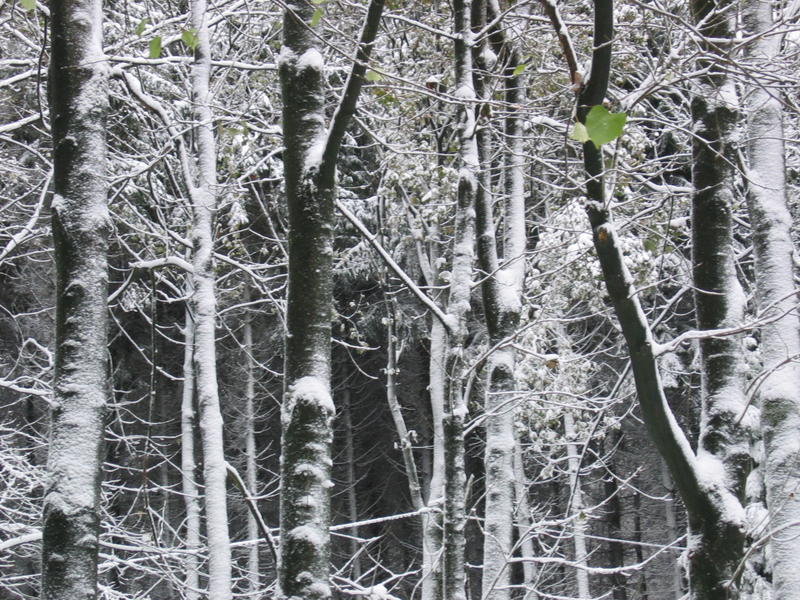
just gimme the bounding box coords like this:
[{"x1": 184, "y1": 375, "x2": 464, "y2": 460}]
[
  {"x1": 743, "y1": 1, "x2": 800, "y2": 596},
  {"x1": 426, "y1": 315, "x2": 446, "y2": 600},
  {"x1": 181, "y1": 302, "x2": 201, "y2": 600},
  {"x1": 471, "y1": 1, "x2": 526, "y2": 597},
  {"x1": 243, "y1": 301, "x2": 260, "y2": 595},
  {"x1": 564, "y1": 413, "x2": 590, "y2": 599},
  {"x1": 513, "y1": 438, "x2": 538, "y2": 593},
  {"x1": 689, "y1": 0, "x2": 751, "y2": 593},
  {"x1": 43, "y1": 1, "x2": 109, "y2": 598},
  {"x1": 278, "y1": 1, "x2": 384, "y2": 597},
  {"x1": 442, "y1": 1, "x2": 477, "y2": 598},
  {"x1": 278, "y1": 7, "x2": 335, "y2": 593},
  {"x1": 188, "y1": 1, "x2": 232, "y2": 598}
]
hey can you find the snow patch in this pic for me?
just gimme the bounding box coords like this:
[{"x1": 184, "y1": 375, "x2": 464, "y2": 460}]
[
  {"x1": 305, "y1": 135, "x2": 327, "y2": 171},
  {"x1": 287, "y1": 525, "x2": 326, "y2": 547},
  {"x1": 297, "y1": 48, "x2": 324, "y2": 71},
  {"x1": 453, "y1": 84, "x2": 475, "y2": 100},
  {"x1": 496, "y1": 269, "x2": 521, "y2": 314},
  {"x1": 282, "y1": 376, "x2": 335, "y2": 427},
  {"x1": 277, "y1": 46, "x2": 296, "y2": 68}
]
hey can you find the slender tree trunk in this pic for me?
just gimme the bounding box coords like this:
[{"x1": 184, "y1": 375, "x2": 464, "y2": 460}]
[
  {"x1": 743, "y1": 2, "x2": 800, "y2": 597},
  {"x1": 43, "y1": 1, "x2": 109, "y2": 598},
  {"x1": 342, "y1": 387, "x2": 362, "y2": 579},
  {"x1": 513, "y1": 438, "x2": 538, "y2": 595},
  {"x1": 472, "y1": 2, "x2": 527, "y2": 598},
  {"x1": 189, "y1": 1, "x2": 232, "y2": 597},
  {"x1": 660, "y1": 461, "x2": 683, "y2": 600},
  {"x1": 632, "y1": 492, "x2": 649, "y2": 600},
  {"x1": 441, "y1": 2, "x2": 478, "y2": 599},
  {"x1": 426, "y1": 310, "x2": 446, "y2": 600},
  {"x1": 564, "y1": 413, "x2": 590, "y2": 599},
  {"x1": 244, "y1": 301, "x2": 261, "y2": 595},
  {"x1": 181, "y1": 303, "x2": 201, "y2": 600}
]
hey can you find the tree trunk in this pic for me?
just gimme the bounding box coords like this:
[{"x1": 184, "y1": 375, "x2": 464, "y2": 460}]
[
  {"x1": 566, "y1": 0, "x2": 749, "y2": 597},
  {"x1": 442, "y1": 2, "x2": 478, "y2": 599},
  {"x1": 564, "y1": 413, "x2": 590, "y2": 599},
  {"x1": 688, "y1": 0, "x2": 750, "y2": 592},
  {"x1": 277, "y1": 2, "x2": 384, "y2": 597},
  {"x1": 181, "y1": 302, "x2": 201, "y2": 600},
  {"x1": 743, "y1": 2, "x2": 800, "y2": 597},
  {"x1": 43, "y1": 1, "x2": 109, "y2": 598},
  {"x1": 244, "y1": 301, "x2": 261, "y2": 595},
  {"x1": 473, "y1": 2, "x2": 527, "y2": 598},
  {"x1": 342, "y1": 387, "x2": 362, "y2": 580},
  {"x1": 189, "y1": 1, "x2": 232, "y2": 597}
]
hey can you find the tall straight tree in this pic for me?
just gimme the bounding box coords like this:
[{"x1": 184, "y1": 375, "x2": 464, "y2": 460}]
[
  {"x1": 277, "y1": 1, "x2": 384, "y2": 597},
  {"x1": 187, "y1": 0, "x2": 233, "y2": 597},
  {"x1": 42, "y1": 1, "x2": 109, "y2": 599},
  {"x1": 688, "y1": 0, "x2": 752, "y2": 593},
  {"x1": 441, "y1": 0, "x2": 478, "y2": 598},
  {"x1": 743, "y1": 0, "x2": 800, "y2": 596},
  {"x1": 473, "y1": 1, "x2": 527, "y2": 597}
]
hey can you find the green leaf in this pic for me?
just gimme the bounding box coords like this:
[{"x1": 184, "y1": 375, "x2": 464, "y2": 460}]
[
  {"x1": 20, "y1": 0, "x2": 35, "y2": 10},
  {"x1": 365, "y1": 69, "x2": 382, "y2": 82},
  {"x1": 512, "y1": 63, "x2": 526, "y2": 77},
  {"x1": 310, "y1": 7, "x2": 323, "y2": 26},
  {"x1": 148, "y1": 36, "x2": 162, "y2": 59},
  {"x1": 182, "y1": 28, "x2": 198, "y2": 51},
  {"x1": 584, "y1": 105, "x2": 627, "y2": 148},
  {"x1": 135, "y1": 17, "x2": 149, "y2": 36},
  {"x1": 569, "y1": 122, "x2": 590, "y2": 144}
]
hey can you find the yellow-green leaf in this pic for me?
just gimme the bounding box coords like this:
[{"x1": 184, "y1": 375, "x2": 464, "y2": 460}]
[
  {"x1": 365, "y1": 69, "x2": 382, "y2": 82},
  {"x1": 148, "y1": 36, "x2": 162, "y2": 59},
  {"x1": 584, "y1": 105, "x2": 627, "y2": 148},
  {"x1": 570, "y1": 122, "x2": 590, "y2": 144},
  {"x1": 135, "y1": 17, "x2": 149, "y2": 36},
  {"x1": 20, "y1": 0, "x2": 35, "y2": 11},
  {"x1": 310, "y1": 7, "x2": 323, "y2": 26},
  {"x1": 512, "y1": 63, "x2": 526, "y2": 77},
  {"x1": 182, "y1": 28, "x2": 198, "y2": 51}
]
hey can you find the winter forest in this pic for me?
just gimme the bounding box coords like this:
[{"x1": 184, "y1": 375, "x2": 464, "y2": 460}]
[{"x1": 3, "y1": 0, "x2": 800, "y2": 598}]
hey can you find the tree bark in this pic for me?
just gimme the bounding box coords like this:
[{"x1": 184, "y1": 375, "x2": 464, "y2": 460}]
[
  {"x1": 688, "y1": 0, "x2": 751, "y2": 592},
  {"x1": 743, "y1": 1, "x2": 800, "y2": 597},
  {"x1": 189, "y1": 1, "x2": 233, "y2": 597},
  {"x1": 277, "y1": 2, "x2": 384, "y2": 597},
  {"x1": 43, "y1": 2, "x2": 109, "y2": 599},
  {"x1": 442, "y1": 2, "x2": 478, "y2": 599},
  {"x1": 244, "y1": 300, "x2": 261, "y2": 595},
  {"x1": 181, "y1": 302, "x2": 201, "y2": 600},
  {"x1": 473, "y1": 2, "x2": 527, "y2": 598}
]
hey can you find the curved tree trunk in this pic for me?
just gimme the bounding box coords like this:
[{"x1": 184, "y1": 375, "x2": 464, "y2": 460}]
[
  {"x1": 563, "y1": 0, "x2": 750, "y2": 597},
  {"x1": 43, "y1": 1, "x2": 109, "y2": 598}
]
